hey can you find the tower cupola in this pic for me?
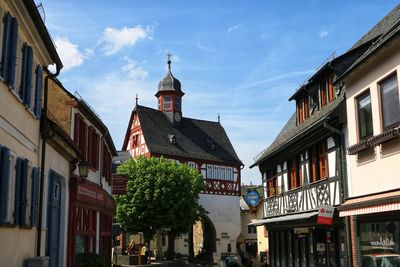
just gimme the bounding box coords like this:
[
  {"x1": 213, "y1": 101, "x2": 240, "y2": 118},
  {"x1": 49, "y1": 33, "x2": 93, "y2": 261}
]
[{"x1": 156, "y1": 54, "x2": 184, "y2": 127}]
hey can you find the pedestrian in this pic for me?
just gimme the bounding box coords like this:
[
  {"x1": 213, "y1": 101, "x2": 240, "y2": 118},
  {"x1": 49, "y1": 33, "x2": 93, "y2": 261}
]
[
  {"x1": 141, "y1": 243, "x2": 148, "y2": 263},
  {"x1": 128, "y1": 240, "x2": 135, "y2": 255}
]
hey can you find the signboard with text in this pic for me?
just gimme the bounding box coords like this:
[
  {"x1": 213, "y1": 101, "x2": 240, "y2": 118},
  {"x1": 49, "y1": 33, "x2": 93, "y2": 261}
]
[
  {"x1": 245, "y1": 189, "x2": 261, "y2": 207},
  {"x1": 317, "y1": 206, "x2": 334, "y2": 225}
]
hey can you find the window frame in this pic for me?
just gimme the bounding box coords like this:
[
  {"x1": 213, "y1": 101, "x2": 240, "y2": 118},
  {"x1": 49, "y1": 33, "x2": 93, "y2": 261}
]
[
  {"x1": 356, "y1": 89, "x2": 374, "y2": 140},
  {"x1": 378, "y1": 72, "x2": 400, "y2": 130},
  {"x1": 163, "y1": 95, "x2": 171, "y2": 110}
]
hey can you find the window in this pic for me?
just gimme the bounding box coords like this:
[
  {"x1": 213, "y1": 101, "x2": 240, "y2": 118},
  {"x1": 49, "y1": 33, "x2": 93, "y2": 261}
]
[
  {"x1": 33, "y1": 65, "x2": 43, "y2": 118},
  {"x1": 318, "y1": 141, "x2": 328, "y2": 179},
  {"x1": 320, "y1": 80, "x2": 328, "y2": 107},
  {"x1": 297, "y1": 94, "x2": 310, "y2": 124},
  {"x1": 19, "y1": 44, "x2": 33, "y2": 107},
  {"x1": 267, "y1": 169, "x2": 278, "y2": 197},
  {"x1": 357, "y1": 90, "x2": 373, "y2": 139},
  {"x1": 14, "y1": 157, "x2": 29, "y2": 226},
  {"x1": 310, "y1": 146, "x2": 318, "y2": 183},
  {"x1": 1, "y1": 13, "x2": 18, "y2": 87},
  {"x1": 74, "y1": 113, "x2": 88, "y2": 161},
  {"x1": 289, "y1": 159, "x2": 298, "y2": 189},
  {"x1": 207, "y1": 165, "x2": 213, "y2": 179},
  {"x1": 102, "y1": 144, "x2": 112, "y2": 184},
  {"x1": 130, "y1": 134, "x2": 138, "y2": 148},
  {"x1": 248, "y1": 225, "x2": 256, "y2": 234},
  {"x1": 0, "y1": 146, "x2": 11, "y2": 224},
  {"x1": 88, "y1": 127, "x2": 99, "y2": 170},
  {"x1": 380, "y1": 74, "x2": 400, "y2": 129},
  {"x1": 174, "y1": 97, "x2": 180, "y2": 110},
  {"x1": 327, "y1": 74, "x2": 336, "y2": 102},
  {"x1": 163, "y1": 96, "x2": 171, "y2": 110}
]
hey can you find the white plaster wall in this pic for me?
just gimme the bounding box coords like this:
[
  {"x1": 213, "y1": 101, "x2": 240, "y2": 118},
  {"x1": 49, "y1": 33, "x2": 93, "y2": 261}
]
[
  {"x1": 199, "y1": 194, "x2": 241, "y2": 261},
  {"x1": 345, "y1": 39, "x2": 400, "y2": 198}
]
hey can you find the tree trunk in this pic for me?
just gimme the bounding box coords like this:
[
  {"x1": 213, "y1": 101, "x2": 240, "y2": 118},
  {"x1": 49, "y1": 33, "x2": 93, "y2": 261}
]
[
  {"x1": 166, "y1": 232, "x2": 176, "y2": 260},
  {"x1": 188, "y1": 226, "x2": 194, "y2": 262},
  {"x1": 155, "y1": 229, "x2": 163, "y2": 260}
]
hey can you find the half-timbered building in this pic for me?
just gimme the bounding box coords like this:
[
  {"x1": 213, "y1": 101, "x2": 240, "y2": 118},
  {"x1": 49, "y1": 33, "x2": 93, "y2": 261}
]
[
  {"x1": 250, "y1": 44, "x2": 372, "y2": 266},
  {"x1": 114, "y1": 57, "x2": 243, "y2": 264}
]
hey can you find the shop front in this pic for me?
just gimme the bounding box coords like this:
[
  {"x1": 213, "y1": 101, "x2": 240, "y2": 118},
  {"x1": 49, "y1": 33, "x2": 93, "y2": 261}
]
[
  {"x1": 265, "y1": 212, "x2": 348, "y2": 267},
  {"x1": 67, "y1": 178, "x2": 115, "y2": 267},
  {"x1": 339, "y1": 191, "x2": 400, "y2": 266}
]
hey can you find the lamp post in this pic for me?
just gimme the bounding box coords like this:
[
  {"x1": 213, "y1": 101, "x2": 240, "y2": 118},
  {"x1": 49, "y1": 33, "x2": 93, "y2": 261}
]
[
  {"x1": 138, "y1": 232, "x2": 143, "y2": 267},
  {"x1": 78, "y1": 161, "x2": 89, "y2": 182}
]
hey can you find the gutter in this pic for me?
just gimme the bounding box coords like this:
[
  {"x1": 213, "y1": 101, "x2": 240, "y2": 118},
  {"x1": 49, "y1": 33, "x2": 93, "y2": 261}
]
[{"x1": 37, "y1": 64, "x2": 62, "y2": 257}]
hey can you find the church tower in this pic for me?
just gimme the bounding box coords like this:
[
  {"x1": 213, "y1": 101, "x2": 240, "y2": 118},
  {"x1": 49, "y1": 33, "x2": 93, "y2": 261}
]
[{"x1": 155, "y1": 54, "x2": 184, "y2": 127}]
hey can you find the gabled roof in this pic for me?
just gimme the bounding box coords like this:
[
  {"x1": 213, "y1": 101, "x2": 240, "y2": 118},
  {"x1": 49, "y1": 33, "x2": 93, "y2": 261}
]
[
  {"x1": 123, "y1": 105, "x2": 242, "y2": 165},
  {"x1": 352, "y1": 4, "x2": 400, "y2": 49},
  {"x1": 251, "y1": 94, "x2": 344, "y2": 168}
]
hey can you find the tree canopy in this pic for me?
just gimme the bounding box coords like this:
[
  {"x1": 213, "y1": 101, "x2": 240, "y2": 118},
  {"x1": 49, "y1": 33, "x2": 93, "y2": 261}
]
[{"x1": 114, "y1": 156, "x2": 205, "y2": 243}]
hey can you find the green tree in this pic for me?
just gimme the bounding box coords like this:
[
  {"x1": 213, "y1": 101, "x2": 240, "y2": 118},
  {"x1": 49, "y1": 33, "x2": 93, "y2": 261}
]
[{"x1": 114, "y1": 156, "x2": 205, "y2": 258}]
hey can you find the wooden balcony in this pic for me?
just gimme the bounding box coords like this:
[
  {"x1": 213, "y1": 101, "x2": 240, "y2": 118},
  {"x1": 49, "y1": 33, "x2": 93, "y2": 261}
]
[
  {"x1": 204, "y1": 178, "x2": 240, "y2": 196},
  {"x1": 265, "y1": 177, "x2": 341, "y2": 217}
]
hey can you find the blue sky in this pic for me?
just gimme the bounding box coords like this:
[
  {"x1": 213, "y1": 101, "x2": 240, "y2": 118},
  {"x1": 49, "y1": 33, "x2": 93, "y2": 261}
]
[{"x1": 40, "y1": 1, "x2": 398, "y2": 185}]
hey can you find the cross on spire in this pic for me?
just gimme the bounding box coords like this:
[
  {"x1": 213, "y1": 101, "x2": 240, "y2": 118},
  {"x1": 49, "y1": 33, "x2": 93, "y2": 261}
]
[{"x1": 167, "y1": 52, "x2": 172, "y2": 71}]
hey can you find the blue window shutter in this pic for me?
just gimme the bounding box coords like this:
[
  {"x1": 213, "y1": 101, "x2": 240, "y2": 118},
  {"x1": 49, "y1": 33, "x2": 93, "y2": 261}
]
[
  {"x1": 9, "y1": 17, "x2": 18, "y2": 87},
  {"x1": 25, "y1": 46, "x2": 33, "y2": 107},
  {"x1": 34, "y1": 65, "x2": 43, "y2": 117},
  {"x1": 1, "y1": 13, "x2": 12, "y2": 81},
  {"x1": 30, "y1": 167, "x2": 39, "y2": 227},
  {"x1": 0, "y1": 146, "x2": 10, "y2": 224},
  {"x1": 14, "y1": 158, "x2": 21, "y2": 225},
  {"x1": 19, "y1": 44, "x2": 28, "y2": 101},
  {"x1": 20, "y1": 159, "x2": 28, "y2": 226}
]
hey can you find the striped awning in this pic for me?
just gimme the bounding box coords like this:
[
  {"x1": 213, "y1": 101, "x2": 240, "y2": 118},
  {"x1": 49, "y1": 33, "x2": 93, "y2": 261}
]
[{"x1": 339, "y1": 202, "x2": 400, "y2": 217}]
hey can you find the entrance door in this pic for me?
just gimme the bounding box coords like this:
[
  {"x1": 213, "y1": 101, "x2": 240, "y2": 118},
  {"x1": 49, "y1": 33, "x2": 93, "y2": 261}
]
[{"x1": 47, "y1": 172, "x2": 62, "y2": 267}]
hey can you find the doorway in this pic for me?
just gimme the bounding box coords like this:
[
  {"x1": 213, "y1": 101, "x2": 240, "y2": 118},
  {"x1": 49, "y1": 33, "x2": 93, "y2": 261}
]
[{"x1": 47, "y1": 172, "x2": 62, "y2": 267}]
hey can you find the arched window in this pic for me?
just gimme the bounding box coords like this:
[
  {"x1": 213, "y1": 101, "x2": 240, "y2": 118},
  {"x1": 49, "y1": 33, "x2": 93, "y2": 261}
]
[
  {"x1": 174, "y1": 97, "x2": 180, "y2": 110},
  {"x1": 163, "y1": 96, "x2": 171, "y2": 110}
]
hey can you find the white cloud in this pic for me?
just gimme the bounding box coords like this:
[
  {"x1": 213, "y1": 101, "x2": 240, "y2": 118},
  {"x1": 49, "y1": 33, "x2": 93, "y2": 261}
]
[
  {"x1": 121, "y1": 57, "x2": 149, "y2": 80},
  {"x1": 100, "y1": 25, "x2": 153, "y2": 55},
  {"x1": 228, "y1": 24, "x2": 243, "y2": 34},
  {"x1": 54, "y1": 37, "x2": 85, "y2": 71},
  {"x1": 320, "y1": 30, "x2": 328, "y2": 38},
  {"x1": 197, "y1": 43, "x2": 215, "y2": 52}
]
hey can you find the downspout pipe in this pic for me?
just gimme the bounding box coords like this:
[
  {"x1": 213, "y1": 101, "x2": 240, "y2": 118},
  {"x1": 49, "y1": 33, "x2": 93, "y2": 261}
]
[{"x1": 37, "y1": 64, "x2": 61, "y2": 257}]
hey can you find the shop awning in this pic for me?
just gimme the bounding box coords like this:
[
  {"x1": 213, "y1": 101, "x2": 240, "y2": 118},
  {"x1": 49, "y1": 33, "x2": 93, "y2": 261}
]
[
  {"x1": 339, "y1": 202, "x2": 400, "y2": 217},
  {"x1": 338, "y1": 190, "x2": 400, "y2": 217},
  {"x1": 248, "y1": 211, "x2": 318, "y2": 226}
]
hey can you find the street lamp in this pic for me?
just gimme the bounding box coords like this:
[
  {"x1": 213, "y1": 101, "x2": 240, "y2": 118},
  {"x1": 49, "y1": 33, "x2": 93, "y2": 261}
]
[{"x1": 78, "y1": 161, "x2": 89, "y2": 183}]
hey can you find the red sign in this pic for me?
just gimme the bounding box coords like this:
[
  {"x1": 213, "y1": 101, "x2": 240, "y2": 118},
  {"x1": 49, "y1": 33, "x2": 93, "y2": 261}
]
[{"x1": 317, "y1": 205, "x2": 334, "y2": 225}]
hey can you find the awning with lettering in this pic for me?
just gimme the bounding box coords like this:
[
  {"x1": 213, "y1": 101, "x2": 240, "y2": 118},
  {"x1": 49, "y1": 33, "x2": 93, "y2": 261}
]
[
  {"x1": 248, "y1": 211, "x2": 318, "y2": 226},
  {"x1": 338, "y1": 190, "x2": 400, "y2": 217},
  {"x1": 339, "y1": 202, "x2": 400, "y2": 217}
]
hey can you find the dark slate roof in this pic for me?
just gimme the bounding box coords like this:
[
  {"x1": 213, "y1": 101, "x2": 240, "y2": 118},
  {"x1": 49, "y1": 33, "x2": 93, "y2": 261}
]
[
  {"x1": 337, "y1": 19, "x2": 400, "y2": 83},
  {"x1": 352, "y1": 4, "x2": 400, "y2": 49},
  {"x1": 135, "y1": 105, "x2": 242, "y2": 165},
  {"x1": 112, "y1": 150, "x2": 132, "y2": 164},
  {"x1": 251, "y1": 94, "x2": 344, "y2": 168},
  {"x1": 157, "y1": 62, "x2": 183, "y2": 94}
]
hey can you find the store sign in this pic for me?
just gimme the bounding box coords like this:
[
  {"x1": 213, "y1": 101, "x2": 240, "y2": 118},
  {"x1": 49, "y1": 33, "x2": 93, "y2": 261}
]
[
  {"x1": 245, "y1": 189, "x2": 261, "y2": 207},
  {"x1": 370, "y1": 237, "x2": 396, "y2": 250},
  {"x1": 317, "y1": 205, "x2": 334, "y2": 225}
]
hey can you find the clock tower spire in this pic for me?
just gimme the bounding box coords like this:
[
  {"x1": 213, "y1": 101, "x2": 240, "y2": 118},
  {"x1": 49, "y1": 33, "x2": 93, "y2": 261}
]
[{"x1": 156, "y1": 53, "x2": 184, "y2": 127}]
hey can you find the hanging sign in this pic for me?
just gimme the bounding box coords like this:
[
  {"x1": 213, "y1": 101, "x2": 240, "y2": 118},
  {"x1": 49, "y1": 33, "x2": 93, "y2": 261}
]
[
  {"x1": 245, "y1": 189, "x2": 261, "y2": 207},
  {"x1": 317, "y1": 205, "x2": 335, "y2": 225}
]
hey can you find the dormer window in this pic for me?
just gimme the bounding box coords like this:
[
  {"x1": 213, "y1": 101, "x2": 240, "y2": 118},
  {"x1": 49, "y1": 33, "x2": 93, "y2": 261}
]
[
  {"x1": 163, "y1": 96, "x2": 171, "y2": 110},
  {"x1": 168, "y1": 134, "x2": 176, "y2": 144},
  {"x1": 297, "y1": 93, "x2": 310, "y2": 125},
  {"x1": 207, "y1": 139, "x2": 215, "y2": 150},
  {"x1": 320, "y1": 73, "x2": 335, "y2": 108}
]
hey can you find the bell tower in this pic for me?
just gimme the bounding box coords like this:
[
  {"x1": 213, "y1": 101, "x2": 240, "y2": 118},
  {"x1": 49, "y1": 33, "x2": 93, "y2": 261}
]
[{"x1": 155, "y1": 54, "x2": 184, "y2": 127}]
